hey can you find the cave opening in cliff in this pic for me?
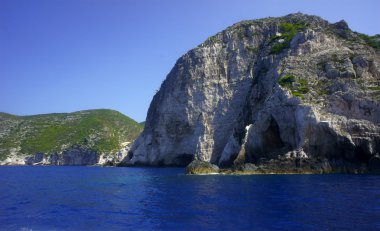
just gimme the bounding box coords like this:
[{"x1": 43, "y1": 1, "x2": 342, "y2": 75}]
[
  {"x1": 354, "y1": 144, "x2": 372, "y2": 163},
  {"x1": 262, "y1": 117, "x2": 285, "y2": 154},
  {"x1": 173, "y1": 153, "x2": 194, "y2": 166}
]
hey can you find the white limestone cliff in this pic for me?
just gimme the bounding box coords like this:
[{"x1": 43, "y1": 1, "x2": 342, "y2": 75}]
[{"x1": 126, "y1": 13, "x2": 380, "y2": 173}]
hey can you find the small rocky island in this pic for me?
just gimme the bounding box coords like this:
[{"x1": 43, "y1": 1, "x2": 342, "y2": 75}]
[
  {"x1": 0, "y1": 109, "x2": 143, "y2": 165},
  {"x1": 125, "y1": 13, "x2": 380, "y2": 174}
]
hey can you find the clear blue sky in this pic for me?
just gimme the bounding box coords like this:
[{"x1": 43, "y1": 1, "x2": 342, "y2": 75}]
[{"x1": 1, "y1": 0, "x2": 379, "y2": 122}]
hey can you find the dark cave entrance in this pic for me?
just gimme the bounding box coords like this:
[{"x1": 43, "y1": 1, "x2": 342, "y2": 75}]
[
  {"x1": 173, "y1": 153, "x2": 194, "y2": 166},
  {"x1": 262, "y1": 117, "x2": 285, "y2": 154}
]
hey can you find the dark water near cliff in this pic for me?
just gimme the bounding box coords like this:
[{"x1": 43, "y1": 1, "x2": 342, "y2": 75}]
[{"x1": 0, "y1": 167, "x2": 379, "y2": 231}]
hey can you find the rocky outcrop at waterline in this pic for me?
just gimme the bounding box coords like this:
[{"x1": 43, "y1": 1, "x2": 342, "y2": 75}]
[
  {"x1": 185, "y1": 160, "x2": 219, "y2": 175},
  {"x1": 125, "y1": 13, "x2": 380, "y2": 174}
]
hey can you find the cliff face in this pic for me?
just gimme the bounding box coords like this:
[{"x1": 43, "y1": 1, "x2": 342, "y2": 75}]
[
  {"x1": 0, "y1": 109, "x2": 142, "y2": 166},
  {"x1": 127, "y1": 13, "x2": 380, "y2": 173}
]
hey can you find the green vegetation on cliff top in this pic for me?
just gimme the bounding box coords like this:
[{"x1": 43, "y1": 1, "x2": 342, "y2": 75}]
[
  {"x1": 278, "y1": 74, "x2": 310, "y2": 99},
  {"x1": 358, "y1": 33, "x2": 380, "y2": 51},
  {"x1": 270, "y1": 22, "x2": 307, "y2": 54},
  {"x1": 0, "y1": 109, "x2": 143, "y2": 160}
]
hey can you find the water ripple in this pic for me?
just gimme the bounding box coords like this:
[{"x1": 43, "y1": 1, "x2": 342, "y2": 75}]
[{"x1": 0, "y1": 166, "x2": 379, "y2": 230}]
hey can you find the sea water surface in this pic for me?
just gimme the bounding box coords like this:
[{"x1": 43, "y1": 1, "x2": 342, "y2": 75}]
[{"x1": 0, "y1": 166, "x2": 379, "y2": 230}]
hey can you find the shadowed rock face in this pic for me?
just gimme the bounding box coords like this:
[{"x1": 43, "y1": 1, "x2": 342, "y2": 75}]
[
  {"x1": 126, "y1": 13, "x2": 380, "y2": 173},
  {"x1": 24, "y1": 148, "x2": 99, "y2": 166}
]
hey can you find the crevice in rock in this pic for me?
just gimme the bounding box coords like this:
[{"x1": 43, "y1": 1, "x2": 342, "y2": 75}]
[{"x1": 262, "y1": 117, "x2": 285, "y2": 153}]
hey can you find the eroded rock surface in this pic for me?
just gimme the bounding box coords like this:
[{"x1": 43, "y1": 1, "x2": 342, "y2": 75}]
[
  {"x1": 0, "y1": 146, "x2": 129, "y2": 166},
  {"x1": 185, "y1": 160, "x2": 219, "y2": 175},
  {"x1": 126, "y1": 13, "x2": 380, "y2": 173}
]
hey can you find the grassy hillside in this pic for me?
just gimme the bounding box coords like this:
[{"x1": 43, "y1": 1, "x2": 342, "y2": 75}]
[{"x1": 0, "y1": 109, "x2": 143, "y2": 160}]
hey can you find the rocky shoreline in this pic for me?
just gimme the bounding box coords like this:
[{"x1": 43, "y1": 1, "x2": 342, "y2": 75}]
[
  {"x1": 0, "y1": 146, "x2": 130, "y2": 166},
  {"x1": 2, "y1": 153, "x2": 379, "y2": 175},
  {"x1": 185, "y1": 159, "x2": 380, "y2": 175}
]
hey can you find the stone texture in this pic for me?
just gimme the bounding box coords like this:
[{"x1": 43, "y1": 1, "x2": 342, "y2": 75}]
[
  {"x1": 98, "y1": 146, "x2": 130, "y2": 166},
  {"x1": 0, "y1": 146, "x2": 130, "y2": 166},
  {"x1": 126, "y1": 13, "x2": 380, "y2": 173},
  {"x1": 185, "y1": 160, "x2": 220, "y2": 174}
]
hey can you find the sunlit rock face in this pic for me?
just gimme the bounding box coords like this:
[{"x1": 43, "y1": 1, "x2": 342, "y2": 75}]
[
  {"x1": 126, "y1": 13, "x2": 380, "y2": 173},
  {"x1": 1, "y1": 147, "x2": 130, "y2": 166}
]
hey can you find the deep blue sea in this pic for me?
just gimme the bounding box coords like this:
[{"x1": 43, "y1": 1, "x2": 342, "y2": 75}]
[{"x1": 0, "y1": 167, "x2": 379, "y2": 231}]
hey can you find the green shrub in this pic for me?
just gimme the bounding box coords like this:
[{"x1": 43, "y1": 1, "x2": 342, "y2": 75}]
[
  {"x1": 270, "y1": 22, "x2": 307, "y2": 54},
  {"x1": 297, "y1": 86, "x2": 310, "y2": 94},
  {"x1": 317, "y1": 90, "x2": 328, "y2": 95},
  {"x1": 271, "y1": 43, "x2": 289, "y2": 54},
  {"x1": 357, "y1": 33, "x2": 380, "y2": 51},
  {"x1": 367, "y1": 86, "x2": 380, "y2": 91},
  {"x1": 298, "y1": 78, "x2": 308, "y2": 85},
  {"x1": 278, "y1": 74, "x2": 295, "y2": 87},
  {"x1": 291, "y1": 91, "x2": 305, "y2": 99},
  {"x1": 268, "y1": 35, "x2": 281, "y2": 44},
  {"x1": 279, "y1": 75, "x2": 310, "y2": 99}
]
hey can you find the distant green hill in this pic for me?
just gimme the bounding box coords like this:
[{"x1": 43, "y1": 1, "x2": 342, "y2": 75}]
[{"x1": 0, "y1": 109, "x2": 143, "y2": 160}]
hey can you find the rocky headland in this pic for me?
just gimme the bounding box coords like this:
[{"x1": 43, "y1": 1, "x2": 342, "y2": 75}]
[
  {"x1": 125, "y1": 13, "x2": 380, "y2": 174},
  {"x1": 0, "y1": 109, "x2": 143, "y2": 166}
]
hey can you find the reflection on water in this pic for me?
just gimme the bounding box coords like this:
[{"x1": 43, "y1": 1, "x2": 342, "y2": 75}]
[{"x1": 0, "y1": 167, "x2": 379, "y2": 230}]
